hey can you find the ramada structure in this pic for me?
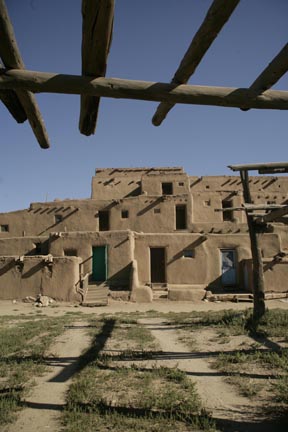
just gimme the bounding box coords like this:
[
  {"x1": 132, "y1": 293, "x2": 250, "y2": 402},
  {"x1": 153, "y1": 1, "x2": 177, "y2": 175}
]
[{"x1": 0, "y1": 167, "x2": 288, "y2": 305}]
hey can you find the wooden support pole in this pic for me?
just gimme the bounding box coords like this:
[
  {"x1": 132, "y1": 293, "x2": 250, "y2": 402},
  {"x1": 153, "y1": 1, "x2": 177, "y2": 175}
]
[
  {"x1": 0, "y1": 0, "x2": 50, "y2": 148},
  {"x1": 152, "y1": 0, "x2": 240, "y2": 126},
  {"x1": 242, "y1": 43, "x2": 288, "y2": 111},
  {"x1": 79, "y1": 0, "x2": 114, "y2": 135},
  {"x1": 1, "y1": 69, "x2": 288, "y2": 111},
  {"x1": 240, "y1": 170, "x2": 265, "y2": 321}
]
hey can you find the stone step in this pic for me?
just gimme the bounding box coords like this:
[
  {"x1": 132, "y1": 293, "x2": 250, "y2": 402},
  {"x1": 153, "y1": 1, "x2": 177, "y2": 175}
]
[
  {"x1": 82, "y1": 284, "x2": 108, "y2": 306},
  {"x1": 153, "y1": 290, "x2": 168, "y2": 300}
]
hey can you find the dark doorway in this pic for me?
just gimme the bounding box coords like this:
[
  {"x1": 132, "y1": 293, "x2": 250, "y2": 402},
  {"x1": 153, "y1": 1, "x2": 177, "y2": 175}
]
[
  {"x1": 176, "y1": 205, "x2": 187, "y2": 229},
  {"x1": 150, "y1": 247, "x2": 166, "y2": 283},
  {"x1": 92, "y1": 246, "x2": 107, "y2": 281},
  {"x1": 99, "y1": 211, "x2": 110, "y2": 231},
  {"x1": 222, "y1": 200, "x2": 233, "y2": 221}
]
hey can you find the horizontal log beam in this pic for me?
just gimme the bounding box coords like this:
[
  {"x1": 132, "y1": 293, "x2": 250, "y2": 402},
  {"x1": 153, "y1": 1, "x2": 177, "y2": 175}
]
[
  {"x1": 79, "y1": 0, "x2": 114, "y2": 135},
  {"x1": 255, "y1": 206, "x2": 288, "y2": 224},
  {"x1": 0, "y1": 0, "x2": 50, "y2": 148},
  {"x1": 152, "y1": 0, "x2": 240, "y2": 126},
  {"x1": 229, "y1": 162, "x2": 288, "y2": 172},
  {"x1": 1, "y1": 69, "x2": 288, "y2": 111}
]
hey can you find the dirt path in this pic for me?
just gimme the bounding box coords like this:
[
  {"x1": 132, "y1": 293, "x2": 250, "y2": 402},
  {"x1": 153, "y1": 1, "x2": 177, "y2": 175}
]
[
  {"x1": 5, "y1": 321, "x2": 91, "y2": 432},
  {"x1": 138, "y1": 318, "x2": 265, "y2": 431}
]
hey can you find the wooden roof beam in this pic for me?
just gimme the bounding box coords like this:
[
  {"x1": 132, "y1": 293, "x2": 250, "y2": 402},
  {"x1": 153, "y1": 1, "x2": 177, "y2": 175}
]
[
  {"x1": 0, "y1": 0, "x2": 50, "y2": 148},
  {"x1": 152, "y1": 0, "x2": 240, "y2": 126},
  {"x1": 79, "y1": 0, "x2": 114, "y2": 136},
  {"x1": 242, "y1": 43, "x2": 288, "y2": 111},
  {"x1": 1, "y1": 69, "x2": 288, "y2": 111}
]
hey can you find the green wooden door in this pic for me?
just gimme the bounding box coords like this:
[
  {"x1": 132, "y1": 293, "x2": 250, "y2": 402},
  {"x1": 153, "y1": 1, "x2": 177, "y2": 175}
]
[{"x1": 92, "y1": 246, "x2": 107, "y2": 281}]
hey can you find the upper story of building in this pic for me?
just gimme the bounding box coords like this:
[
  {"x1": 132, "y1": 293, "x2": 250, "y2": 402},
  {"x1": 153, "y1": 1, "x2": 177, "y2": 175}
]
[{"x1": 1, "y1": 167, "x2": 287, "y2": 238}]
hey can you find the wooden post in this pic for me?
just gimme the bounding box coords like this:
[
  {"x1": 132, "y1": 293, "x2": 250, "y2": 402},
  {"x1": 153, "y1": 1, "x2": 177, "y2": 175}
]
[
  {"x1": 1, "y1": 69, "x2": 288, "y2": 111},
  {"x1": 0, "y1": 0, "x2": 50, "y2": 148},
  {"x1": 152, "y1": 0, "x2": 240, "y2": 126},
  {"x1": 79, "y1": 0, "x2": 114, "y2": 135},
  {"x1": 240, "y1": 170, "x2": 265, "y2": 320}
]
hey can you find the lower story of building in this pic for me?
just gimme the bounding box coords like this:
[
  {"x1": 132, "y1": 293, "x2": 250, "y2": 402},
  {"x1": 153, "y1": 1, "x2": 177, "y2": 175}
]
[{"x1": 0, "y1": 230, "x2": 287, "y2": 302}]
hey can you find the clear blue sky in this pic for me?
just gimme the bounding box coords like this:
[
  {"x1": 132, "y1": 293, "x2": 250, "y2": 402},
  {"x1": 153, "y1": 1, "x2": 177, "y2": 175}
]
[{"x1": 1, "y1": 0, "x2": 287, "y2": 212}]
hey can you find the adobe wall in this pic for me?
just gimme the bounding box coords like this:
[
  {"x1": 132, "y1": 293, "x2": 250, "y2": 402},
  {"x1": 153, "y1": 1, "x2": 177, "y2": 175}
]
[
  {"x1": 0, "y1": 256, "x2": 81, "y2": 301},
  {"x1": 134, "y1": 232, "x2": 281, "y2": 290},
  {"x1": 141, "y1": 172, "x2": 189, "y2": 196},
  {"x1": 0, "y1": 236, "x2": 49, "y2": 256},
  {"x1": 49, "y1": 230, "x2": 133, "y2": 288},
  {"x1": 245, "y1": 258, "x2": 288, "y2": 293}
]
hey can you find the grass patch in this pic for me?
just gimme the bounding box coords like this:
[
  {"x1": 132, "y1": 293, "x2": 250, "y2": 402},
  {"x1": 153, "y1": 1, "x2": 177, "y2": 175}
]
[
  {"x1": 0, "y1": 314, "x2": 78, "y2": 426},
  {"x1": 64, "y1": 317, "x2": 214, "y2": 431}
]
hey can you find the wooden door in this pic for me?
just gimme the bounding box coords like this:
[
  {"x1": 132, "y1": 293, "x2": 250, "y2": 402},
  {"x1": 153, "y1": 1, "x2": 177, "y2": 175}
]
[
  {"x1": 150, "y1": 247, "x2": 166, "y2": 283},
  {"x1": 92, "y1": 246, "x2": 107, "y2": 281}
]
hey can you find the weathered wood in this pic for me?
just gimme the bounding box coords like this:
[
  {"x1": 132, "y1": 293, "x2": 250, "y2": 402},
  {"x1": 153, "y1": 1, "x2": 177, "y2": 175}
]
[
  {"x1": 0, "y1": 0, "x2": 49, "y2": 148},
  {"x1": 229, "y1": 162, "x2": 288, "y2": 172},
  {"x1": 255, "y1": 206, "x2": 288, "y2": 224},
  {"x1": 1, "y1": 69, "x2": 288, "y2": 111},
  {"x1": 242, "y1": 43, "x2": 288, "y2": 111},
  {"x1": 0, "y1": 88, "x2": 27, "y2": 122},
  {"x1": 240, "y1": 170, "x2": 265, "y2": 321},
  {"x1": 79, "y1": 0, "x2": 114, "y2": 135},
  {"x1": 152, "y1": 0, "x2": 240, "y2": 126}
]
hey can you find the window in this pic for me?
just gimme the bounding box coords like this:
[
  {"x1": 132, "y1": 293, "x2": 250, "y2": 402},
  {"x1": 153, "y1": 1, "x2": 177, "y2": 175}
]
[
  {"x1": 179, "y1": 182, "x2": 184, "y2": 186},
  {"x1": 222, "y1": 200, "x2": 233, "y2": 221},
  {"x1": 0, "y1": 224, "x2": 9, "y2": 232},
  {"x1": 99, "y1": 210, "x2": 110, "y2": 231},
  {"x1": 121, "y1": 210, "x2": 129, "y2": 219},
  {"x1": 64, "y1": 248, "x2": 77, "y2": 256},
  {"x1": 154, "y1": 208, "x2": 161, "y2": 214},
  {"x1": 55, "y1": 214, "x2": 63, "y2": 224},
  {"x1": 183, "y1": 249, "x2": 194, "y2": 258},
  {"x1": 176, "y1": 205, "x2": 187, "y2": 229},
  {"x1": 162, "y1": 182, "x2": 173, "y2": 195},
  {"x1": 204, "y1": 200, "x2": 211, "y2": 207}
]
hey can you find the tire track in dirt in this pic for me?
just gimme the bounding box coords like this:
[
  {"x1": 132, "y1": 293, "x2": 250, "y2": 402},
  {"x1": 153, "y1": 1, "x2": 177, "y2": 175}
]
[
  {"x1": 138, "y1": 318, "x2": 265, "y2": 432},
  {"x1": 5, "y1": 321, "x2": 91, "y2": 432}
]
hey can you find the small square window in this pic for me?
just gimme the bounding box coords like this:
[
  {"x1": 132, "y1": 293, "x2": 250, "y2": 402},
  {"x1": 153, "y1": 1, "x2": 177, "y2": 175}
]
[
  {"x1": 121, "y1": 210, "x2": 129, "y2": 219},
  {"x1": 204, "y1": 200, "x2": 211, "y2": 207},
  {"x1": 162, "y1": 182, "x2": 173, "y2": 195},
  {"x1": 154, "y1": 208, "x2": 161, "y2": 214},
  {"x1": 183, "y1": 249, "x2": 195, "y2": 258},
  {"x1": 0, "y1": 224, "x2": 9, "y2": 232},
  {"x1": 178, "y1": 182, "x2": 184, "y2": 186},
  {"x1": 55, "y1": 214, "x2": 63, "y2": 224}
]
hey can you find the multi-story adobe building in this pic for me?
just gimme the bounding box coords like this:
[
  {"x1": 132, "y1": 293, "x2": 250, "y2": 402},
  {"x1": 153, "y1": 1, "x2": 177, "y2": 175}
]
[{"x1": 0, "y1": 167, "x2": 287, "y2": 304}]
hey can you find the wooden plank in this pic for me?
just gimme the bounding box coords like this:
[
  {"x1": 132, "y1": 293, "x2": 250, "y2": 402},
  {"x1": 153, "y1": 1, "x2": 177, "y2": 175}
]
[
  {"x1": 0, "y1": 0, "x2": 50, "y2": 148},
  {"x1": 255, "y1": 206, "x2": 288, "y2": 224},
  {"x1": 152, "y1": 0, "x2": 240, "y2": 126},
  {"x1": 242, "y1": 43, "x2": 288, "y2": 111},
  {"x1": 79, "y1": 0, "x2": 114, "y2": 135},
  {"x1": 1, "y1": 69, "x2": 288, "y2": 111}
]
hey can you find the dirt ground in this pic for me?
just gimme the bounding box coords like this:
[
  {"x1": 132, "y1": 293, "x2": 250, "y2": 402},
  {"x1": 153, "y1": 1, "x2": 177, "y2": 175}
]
[
  {"x1": 1, "y1": 297, "x2": 287, "y2": 317},
  {"x1": 1, "y1": 298, "x2": 288, "y2": 432}
]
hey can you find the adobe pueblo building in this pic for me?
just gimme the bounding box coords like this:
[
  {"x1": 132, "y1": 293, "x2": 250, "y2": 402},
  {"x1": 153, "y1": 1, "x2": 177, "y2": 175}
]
[{"x1": 0, "y1": 167, "x2": 288, "y2": 304}]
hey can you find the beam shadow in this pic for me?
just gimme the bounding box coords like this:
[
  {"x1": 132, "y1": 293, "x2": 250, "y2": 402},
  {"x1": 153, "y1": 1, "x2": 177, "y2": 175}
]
[{"x1": 48, "y1": 318, "x2": 115, "y2": 383}]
